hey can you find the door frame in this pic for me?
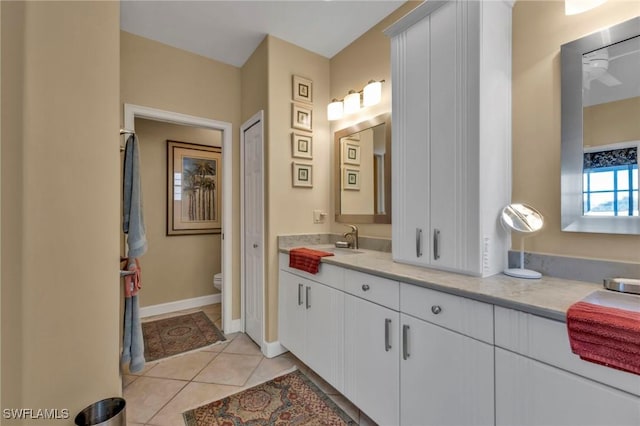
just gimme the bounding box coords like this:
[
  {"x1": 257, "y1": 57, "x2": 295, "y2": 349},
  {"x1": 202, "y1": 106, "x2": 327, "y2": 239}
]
[
  {"x1": 123, "y1": 104, "x2": 238, "y2": 333},
  {"x1": 240, "y1": 110, "x2": 266, "y2": 352}
]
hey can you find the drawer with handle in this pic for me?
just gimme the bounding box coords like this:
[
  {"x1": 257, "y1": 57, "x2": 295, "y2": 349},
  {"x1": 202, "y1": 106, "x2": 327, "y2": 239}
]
[
  {"x1": 344, "y1": 269, "x2": 399, "y2": 311},
  {"x1": 400, "y1": 283, "x2": 493, "y2": 344}
]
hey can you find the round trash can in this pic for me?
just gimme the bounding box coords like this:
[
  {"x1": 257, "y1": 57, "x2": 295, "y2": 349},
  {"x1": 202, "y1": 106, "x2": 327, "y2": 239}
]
[{"x1": 74, "y1": 398, "x2": 126, "y2": 426}]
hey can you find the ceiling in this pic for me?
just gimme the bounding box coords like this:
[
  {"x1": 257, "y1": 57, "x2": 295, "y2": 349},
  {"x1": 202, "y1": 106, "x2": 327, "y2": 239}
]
[{"x1": 120, "y1": 1, "x2": 407, "y2": 68}]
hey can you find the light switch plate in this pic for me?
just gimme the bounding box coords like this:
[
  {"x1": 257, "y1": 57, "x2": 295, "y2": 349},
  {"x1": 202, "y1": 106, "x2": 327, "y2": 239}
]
[{"x1": 313, "y1": 209, "x2": 326, "y2": 224}]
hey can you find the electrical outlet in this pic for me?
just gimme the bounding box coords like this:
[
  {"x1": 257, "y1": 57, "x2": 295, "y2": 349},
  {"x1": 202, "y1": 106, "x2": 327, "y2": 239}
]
[{"x1": 313, "y1": 210, "x2": 327, "y2": 224}]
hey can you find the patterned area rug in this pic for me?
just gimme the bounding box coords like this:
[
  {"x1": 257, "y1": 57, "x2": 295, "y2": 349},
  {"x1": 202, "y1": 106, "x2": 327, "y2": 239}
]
[
  {"x1": 142, "y1": 311, "x2": 226, "y2": 362},
  {"x1": 183, "y1": 370, "x2": 357, "y2": 426}
]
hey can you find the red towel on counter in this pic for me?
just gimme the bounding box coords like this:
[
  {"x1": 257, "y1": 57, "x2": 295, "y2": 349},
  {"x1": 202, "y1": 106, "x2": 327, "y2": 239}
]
[
  {"x1": 566, "y1": 301, "x2": 640, "y2": 375},
  {"x1": 289, "y1": 248, "x2": 335, "y2": 274}
]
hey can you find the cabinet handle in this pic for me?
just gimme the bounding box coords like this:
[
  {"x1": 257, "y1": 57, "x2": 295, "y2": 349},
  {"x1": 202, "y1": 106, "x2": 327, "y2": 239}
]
[
  {"x1": 403, "y1": 324, "x2": 410, "y2": 360},
  {"x1": 385, "y1": 318, "x2": 392, "y2": 352},
  {"x1": 433, "y1": 229, "x2": 441, "y2": 260},
  {"x1": 416, "y1": 228, "x2": 423, "y2": 258},
  {"x1": 298, "y1": 283, "x2": 303, "y2": 306},
  {"x1": 306, "y1": 286, "x2": 311, "y2": 309},
  {"x1": 362, "y1": 284, "x2": 370, "y2": 291},
  {"x1": 431, "y1": 305, "x2": 442, "y2": 315}
]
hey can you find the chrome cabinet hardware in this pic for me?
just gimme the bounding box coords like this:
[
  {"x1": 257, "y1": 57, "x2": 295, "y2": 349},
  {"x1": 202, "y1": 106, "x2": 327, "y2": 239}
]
[
  {"x1": 362, "y1": 284, "x2": 371, "y2": 291},
  {"x1": 402, "y1": 324, "x2": 410, "y2": 360},
  {"x1": 431, "y1": 305, "x2": 442, "y2": 315},
  {"x1": 253, "y1": 243, "x2": 259, "y2": 248},
  {"x1": 298, "y1": 284, "x2": 303, "y2": 306},
  {"x1": 433, "y1": 229, "x2": 441, "y2": 260},
  {"x1": 385, "y1": 318, "x2": 392, "y2": 352},
  {"x1": 306, "y1": 286, "x2": 311, "y2": 309},
  {"x1": 416, "y1": 228, "x2": 423, "y2": 257}
]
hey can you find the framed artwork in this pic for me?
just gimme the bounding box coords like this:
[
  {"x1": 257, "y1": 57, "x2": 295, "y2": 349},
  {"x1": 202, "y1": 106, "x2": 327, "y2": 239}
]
[
  {"x1": 292, "y1": 162, "x2": 313, "y2": 188},
  {"x1": 343, "y1": 142, "x2": 361, "y2": 165},
  {"x1": 292, "y1": 75, "x2": 313, "y2": 103},
  {"x1": 292, "y1": 133, "x2": 313, "y2": 159},
  {"x1": 292, "y1": 103, "x2": 312, "y2": 131},
  {"x1": 167, "y1": 140, "x2": 222, "y2": 235},
  {"x1": 343, "y1": 168, "x2": 360, "y2": 191}
]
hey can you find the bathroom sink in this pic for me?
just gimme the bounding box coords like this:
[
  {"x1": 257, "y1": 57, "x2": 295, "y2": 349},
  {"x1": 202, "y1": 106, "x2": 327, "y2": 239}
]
[
  {"x1": 324, "y1": 247, "x2": 364, "y2": 255},
  {"x1": 581, "y1": 290, "x2": 640, "y2": 313}
]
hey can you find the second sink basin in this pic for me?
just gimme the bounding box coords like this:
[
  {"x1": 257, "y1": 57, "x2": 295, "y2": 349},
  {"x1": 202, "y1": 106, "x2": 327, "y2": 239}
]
[
  {"x1": 581, "y1": 290, "x2": 640, "y2": 313},
  {"x1": 324, "y1": 247, "x2": 364, "y2": 255}
]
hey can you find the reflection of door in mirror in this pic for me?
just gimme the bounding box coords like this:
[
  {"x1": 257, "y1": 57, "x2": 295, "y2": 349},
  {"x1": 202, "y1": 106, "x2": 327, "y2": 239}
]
[
  {"x1": 334, "y1": 113, "x2": 391, "y2": 224},
  {"x1": 582, "y1": 35, "x2": 640, "y2": 217}
]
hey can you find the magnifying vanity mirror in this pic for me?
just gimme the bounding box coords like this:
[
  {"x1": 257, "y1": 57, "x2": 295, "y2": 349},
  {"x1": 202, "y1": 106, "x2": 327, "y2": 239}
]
[
  {"x1": 501, "y1": 203, "x2": 544, "y2": 279},
  {"x1": 334, "y1": 113, "x2": 391, "y2": 224},
  {"x1": 561, "y1": 16, "x2": 640, "y2": 234}
]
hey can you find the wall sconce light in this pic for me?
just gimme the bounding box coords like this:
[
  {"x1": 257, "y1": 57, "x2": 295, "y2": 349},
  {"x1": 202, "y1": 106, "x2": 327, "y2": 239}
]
[
  {"x1": 327, "y1": 80, "x2": 385, "y2": 121},
  {"x1": 565, "y1": 0, "x2": 607, "y2": 15}
]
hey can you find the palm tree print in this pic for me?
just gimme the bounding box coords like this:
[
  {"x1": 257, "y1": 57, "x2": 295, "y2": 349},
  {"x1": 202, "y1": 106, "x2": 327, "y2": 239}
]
[{"x1": 181, "y1": 157, "x2": 217, "y2": 221}]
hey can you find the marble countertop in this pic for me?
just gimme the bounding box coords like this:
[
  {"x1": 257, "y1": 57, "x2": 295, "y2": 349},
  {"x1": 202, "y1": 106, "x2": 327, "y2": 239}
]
[{"x1": 279, "y1": 245, "x2": 603, "y2": 322}]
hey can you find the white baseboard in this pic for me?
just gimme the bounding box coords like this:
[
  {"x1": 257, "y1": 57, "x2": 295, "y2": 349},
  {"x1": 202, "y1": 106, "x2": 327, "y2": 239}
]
[
  {"x1": 140, "y1": 293, "x2": 221, "y2": 318},
  {"x1": 263, "y1": 340, "x2": 287, "y2": 358},
  {"x1": 223, "y1": 319, "x2": 243, "y2": 335}
]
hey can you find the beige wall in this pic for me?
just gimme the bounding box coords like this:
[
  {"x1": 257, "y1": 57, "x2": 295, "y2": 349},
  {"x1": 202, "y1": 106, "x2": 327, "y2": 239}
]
[
  {"x1": 135, "y1": 119, "x2": 222, "y2": 307},
  {"x1": 120, "y1": 31, "x2": 243, "y2": 318},
  {"x1": 2, "y1": 1, "x2": 121, "y2": 421},
  {"x1": 513, "y1": 0, "x2": 640, "y2": 262},
  {"x1": 265, "y1": 36, "x2": 332, "y2": 341},
  {"x1": 241, "y1": 37, "x2": 269, "y2": 124},
  {"x1": 329, "y1": 1, "x2": 420, "y2": 238},
  {"x1": 584, "y1": 97, "x2": 640, "y2": 148}
]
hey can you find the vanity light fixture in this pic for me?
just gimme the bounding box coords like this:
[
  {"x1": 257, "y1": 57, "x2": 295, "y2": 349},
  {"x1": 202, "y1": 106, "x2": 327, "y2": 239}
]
[
  {"x1": 565, "y1": 0, "x2": 607, "y2": 15},
  {"x1": 327, "y1": 80, "x2": 385, "y2": 121},
  {"x1": 343, "y1": 90, "x2": 361, "y2": 115}
]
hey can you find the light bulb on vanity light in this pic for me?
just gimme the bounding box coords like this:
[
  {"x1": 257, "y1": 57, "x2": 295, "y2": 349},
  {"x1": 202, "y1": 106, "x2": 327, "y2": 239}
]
[
  {"x1": 327, "y1": 99, "x2": 344, "y2": 121},
  {"x1": 565, "y1": 0, "x2": 607, "y2": 15},
  {"x1": 343, "y1": 90, "x2": 361, "y2": 115},
  {"x1": 363, "y1": 80, "x2": 382, "y2": 107}
]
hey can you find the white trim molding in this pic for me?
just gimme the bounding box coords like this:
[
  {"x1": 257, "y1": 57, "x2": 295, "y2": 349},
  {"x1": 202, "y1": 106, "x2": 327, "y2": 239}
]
[
  {"x1": 224, "y1": 319, "x2": 243, "y2": 335},
  {"x1": 263, "y1": 341, "x2": 288, "y2": 359},
  {"x1": 139, "y1": 294, "x2": 221, "y2": 318},
  {"x1": 123, "y1": 104, "x2": 235, "y2": 333}
]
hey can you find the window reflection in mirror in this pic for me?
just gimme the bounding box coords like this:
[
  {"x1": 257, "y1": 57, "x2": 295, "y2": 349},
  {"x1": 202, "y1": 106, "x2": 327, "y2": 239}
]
[
  {"x1": 334, "y1": 113, "x2": 391, "y2": 224},
  {"x1": 582, "y1": 35, "x2": 640, "y2": 217}
]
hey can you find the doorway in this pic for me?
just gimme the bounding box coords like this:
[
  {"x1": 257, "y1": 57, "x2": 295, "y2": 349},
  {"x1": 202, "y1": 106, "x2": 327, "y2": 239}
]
[{"x1": 123, "y1": 104, "x2": 236, "y2": 333}]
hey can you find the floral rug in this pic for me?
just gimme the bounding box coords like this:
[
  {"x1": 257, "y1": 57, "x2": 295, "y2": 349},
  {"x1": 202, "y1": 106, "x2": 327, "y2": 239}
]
[
  {"x1": 183, "y1": 370, "x2": 357, "y2": 425},
  {"x1": 142, "y1": 311, "x2": 226, "y2": 362}
]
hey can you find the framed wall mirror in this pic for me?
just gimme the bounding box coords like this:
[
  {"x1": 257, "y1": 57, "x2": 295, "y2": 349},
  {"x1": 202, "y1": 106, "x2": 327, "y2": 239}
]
[
  {"x1": 561, "y1": 16, "x2": 640, "y2": 234},
  {"x1": 334, "y1": 113, "x2": 391, "y2": 224}
]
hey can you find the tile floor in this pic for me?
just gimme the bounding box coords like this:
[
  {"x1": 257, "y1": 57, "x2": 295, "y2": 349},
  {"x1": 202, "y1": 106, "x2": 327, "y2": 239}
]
[{"x1": 123, "y1": 304, "x2": 376, "y2": 426}]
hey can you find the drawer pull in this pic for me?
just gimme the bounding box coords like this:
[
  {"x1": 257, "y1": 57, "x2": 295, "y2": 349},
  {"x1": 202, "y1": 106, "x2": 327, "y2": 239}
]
[
  {"x1": 298, "y1": 283, "x2": 303, "y2": 306},
  {"x1": 385, "y1": 318, "x2": 392, "y2": 352},
  {"x1": 403, "y1": 324, "x2": 410, "y2": 360},
  {"x1": 431, "y1": 305, "x2": 442, "y2": 315},
  {"x1": 362, "y1": 284, "x2": 371, "y2": 291}
]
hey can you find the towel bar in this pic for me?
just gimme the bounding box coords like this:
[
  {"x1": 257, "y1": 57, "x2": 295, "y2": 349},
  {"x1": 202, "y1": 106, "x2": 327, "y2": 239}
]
[{"x1": 120, "y1": 270, "x2": 136, "y2": 278}]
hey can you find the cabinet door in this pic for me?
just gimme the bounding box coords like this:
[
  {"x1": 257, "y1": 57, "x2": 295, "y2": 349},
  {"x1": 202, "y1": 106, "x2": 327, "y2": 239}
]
[
  {"x1": 391, "y1": 13, "x2": 430, "y2": 266},
  {"x1": 496, "y1": 348, "x2": 640, "y2": 426},
  {"x1": 345, "y1": 294, "x2": 400, "y2": 426},
  {"x1": 305, "y1": 282, "x2": 344, "y2": 393},
  {"x1": 401, "y1": 314, "x2": 494, "y2": 426},
  {"x1": 278, "y1": 271, "x2": 306, "y2": 358}
]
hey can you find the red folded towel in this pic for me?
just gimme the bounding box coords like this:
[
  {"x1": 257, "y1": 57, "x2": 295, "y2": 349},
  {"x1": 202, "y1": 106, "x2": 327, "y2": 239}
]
[
  {"x1": 289, "y1": 248, "x2": 335, "y2": 274},
  {"x1": 566, "y1": 301, "x2": 640, "y2": 375}
]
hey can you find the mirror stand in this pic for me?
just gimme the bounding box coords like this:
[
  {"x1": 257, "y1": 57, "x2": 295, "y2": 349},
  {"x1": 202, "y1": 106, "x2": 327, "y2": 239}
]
[
  {"x1": 501, "y1": 203, "x2": 544, "y2": 280},
  {"x1": 504, "y1": 237, "x2": 541, "y2": 279}
]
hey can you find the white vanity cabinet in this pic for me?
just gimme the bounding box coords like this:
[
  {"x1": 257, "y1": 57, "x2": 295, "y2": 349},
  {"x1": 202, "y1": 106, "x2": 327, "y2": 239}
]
[
  {"x1": 385, "y1": 0, "x2": 512, "y2": 276},
  {"x1": 400, "y1": 283, "x2": 495, "y2": 426},
  {"x1": 494, "y1": 306, "x2": 640, "y2": 426},
  {"x1": 278, "y1": 255, "x2": 345, "y2": 392},
  {"x1": 343, "y1": 270, "x2": 401, "y2": 426}
]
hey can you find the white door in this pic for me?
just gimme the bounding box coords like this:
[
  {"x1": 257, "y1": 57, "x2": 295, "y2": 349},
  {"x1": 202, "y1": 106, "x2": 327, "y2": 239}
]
[{"x1": 241, "y1": 112, "x2": 264, "y2": 346}]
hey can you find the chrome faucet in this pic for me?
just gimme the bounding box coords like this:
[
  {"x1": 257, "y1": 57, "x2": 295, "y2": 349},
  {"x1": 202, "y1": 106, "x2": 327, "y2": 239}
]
[{"x1": 344, "y1": 224, "x2": 359, "y2": 249}]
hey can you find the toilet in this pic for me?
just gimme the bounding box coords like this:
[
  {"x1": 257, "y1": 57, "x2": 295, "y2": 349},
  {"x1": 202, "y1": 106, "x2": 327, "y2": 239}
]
[{"x1": 213, "y1": 272, "x2": 222, "y2": 291}]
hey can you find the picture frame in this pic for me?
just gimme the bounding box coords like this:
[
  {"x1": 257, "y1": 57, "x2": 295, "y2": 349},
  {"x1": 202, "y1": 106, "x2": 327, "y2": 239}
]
[
  {"x1": 292, "y1": 162, "x2": 313, "y2": 188},
  {"x1": 291, "y1": 133, "x2": 313, "y2": 159},
  {"x1": 292, "y1": 103, "x2": 312, "y2": 131},
  {"x1": 342, "y1": 141, "x2": 361, "y2": 165},
  {"x1": 343, "y1": 168, "x2": 360, "y2": 191},
  {"x1": 292, "y1": 75, "x2": 313, "y2": 103},
  {"x1": 167, "y1": 140, "x2": 222, "y2": 235}
]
